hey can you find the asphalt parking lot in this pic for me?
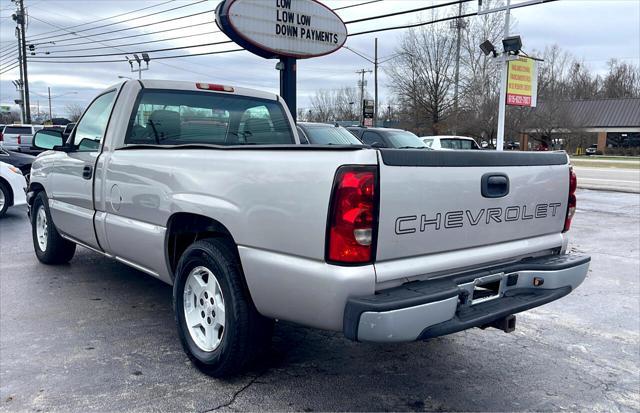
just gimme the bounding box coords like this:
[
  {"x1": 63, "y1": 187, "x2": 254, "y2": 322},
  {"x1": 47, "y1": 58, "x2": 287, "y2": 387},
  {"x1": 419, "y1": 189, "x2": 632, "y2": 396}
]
[{"x1": 1, "y1": 189, "x2": 638, "y2": 412}]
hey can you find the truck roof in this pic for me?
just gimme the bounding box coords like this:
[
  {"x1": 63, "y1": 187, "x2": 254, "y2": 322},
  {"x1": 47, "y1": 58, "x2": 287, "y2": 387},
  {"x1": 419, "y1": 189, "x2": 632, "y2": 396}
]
[{"x1": 134, "y1": 79, "x2": 279, "y2": 102}]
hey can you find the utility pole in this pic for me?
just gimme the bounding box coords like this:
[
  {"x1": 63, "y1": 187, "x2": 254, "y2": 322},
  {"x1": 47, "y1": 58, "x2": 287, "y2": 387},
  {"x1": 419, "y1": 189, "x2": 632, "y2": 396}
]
[
  {"x1": 374, "y1": 38, "x2": 378, "y2": 127},
  {"x1": 452, "y1": 1, "x2": 467, "y2": 135},
  {"x1": 48, "y1": 87, "x2": 52, "y2": 121},
  {"x1": 14, "y1": 0, "x2": 31, "y2": 124},
  {"x1": 356, "y1": 68, "x2": 372, "y2": 126}
]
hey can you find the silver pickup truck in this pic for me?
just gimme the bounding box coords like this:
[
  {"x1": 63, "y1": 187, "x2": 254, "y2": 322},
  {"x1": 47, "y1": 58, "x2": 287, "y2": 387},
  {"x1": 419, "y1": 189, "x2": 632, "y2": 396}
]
[{"x1": 28, "y1": 80, "x2": 590, "y2": 377}]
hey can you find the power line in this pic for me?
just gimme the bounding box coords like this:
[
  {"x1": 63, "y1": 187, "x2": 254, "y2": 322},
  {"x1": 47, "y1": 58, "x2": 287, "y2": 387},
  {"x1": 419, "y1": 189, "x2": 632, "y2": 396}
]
[
  {"x1": 0, "y1": 61, "x2": 20, "y2": 75},
  {"x1": 25, "y1": 0, "x2": 176, "y2": 39},
  {"x1": 22, "y1": 0, "x2": 557, "y2": 66},
  {"x1": 333, "y1": 0, "x2": 383, "y2": 11},
  {"x1": 28, "y1": 40, "x2": 234, "y2": 59},
  {"x1": 28, "y1": 9, "x2": 216, "y2": 46},
  {"x1": 26, "y1": 21, "x2": 214, "y2": 50},
  {"x1": 349, "y1": 11, "x2": 477, "y2": 37},
  {"x1": 0, "y1": 49, "x2": 19, "y2": 64},
  {"x1": 344, "y1": 0, "x2": 471, "y2": 24},
  {"x1": 28, "y1": 31, "x2": 223, "y2": 55},
  {"x1": 24, "y1": 48, "x2": 245, "y2": 64},
  {"x1": 26, "y1": 0, "x2": 208, "y2": 43}
]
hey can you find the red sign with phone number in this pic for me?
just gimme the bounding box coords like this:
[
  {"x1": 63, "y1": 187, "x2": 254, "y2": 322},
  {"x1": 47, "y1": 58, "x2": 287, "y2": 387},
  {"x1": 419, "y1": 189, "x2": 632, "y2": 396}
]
[{"x1": 506, "y1": 93, "x2": 532, "y2": 106}]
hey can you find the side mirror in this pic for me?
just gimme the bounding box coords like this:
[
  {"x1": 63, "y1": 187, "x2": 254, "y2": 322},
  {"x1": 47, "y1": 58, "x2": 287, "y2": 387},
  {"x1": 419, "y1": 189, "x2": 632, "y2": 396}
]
[{"x1": 32, "y1": 129, "x2": 64, "y2": 151}]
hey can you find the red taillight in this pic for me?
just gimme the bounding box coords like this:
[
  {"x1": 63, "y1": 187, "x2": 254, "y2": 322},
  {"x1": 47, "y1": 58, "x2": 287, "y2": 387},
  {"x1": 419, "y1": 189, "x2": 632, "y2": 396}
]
[
  {"x1": 196, "y1": 83, "x2": 234, "y2": 92},
  {"x1": 17, "y1": 135, "x2": 21, "y2": 145},
  {"x1": 0, "y1": 132, "x2": 3, "y2": 142},
  {"x1": 563, "y1": 166, "x2": 577, "y2": 232},
  {"x1": 327, "y1": 166, "x2": 378, "y2": 264}
]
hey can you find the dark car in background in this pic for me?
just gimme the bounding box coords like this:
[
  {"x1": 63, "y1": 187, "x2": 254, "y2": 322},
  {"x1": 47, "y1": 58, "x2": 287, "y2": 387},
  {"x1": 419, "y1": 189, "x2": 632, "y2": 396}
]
[
  {"x1": 347, "y1": 127, "x2": 428, "y2": 149},
  {"x1": 0, "y1": 147, "x2": 35, "y2": 179},
  {"x1": 296, "y1": 122, "x2": 363, "y2": 145}
]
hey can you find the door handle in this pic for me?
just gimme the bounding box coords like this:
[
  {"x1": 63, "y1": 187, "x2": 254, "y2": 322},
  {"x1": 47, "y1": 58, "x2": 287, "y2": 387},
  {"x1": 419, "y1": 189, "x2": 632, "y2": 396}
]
[
  {"x1": 481, "y1": 173, "x2": 509, "y2": 198},
  {"x1": 82, "y1": 165, "x2": 93, "y2": 180}
]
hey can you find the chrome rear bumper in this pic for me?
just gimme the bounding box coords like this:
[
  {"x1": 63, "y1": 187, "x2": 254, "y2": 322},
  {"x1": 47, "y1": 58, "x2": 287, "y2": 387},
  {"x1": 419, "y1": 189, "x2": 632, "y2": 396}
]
[{"x1": 343, "y1": 253, "x2": 590, "y2": 342}]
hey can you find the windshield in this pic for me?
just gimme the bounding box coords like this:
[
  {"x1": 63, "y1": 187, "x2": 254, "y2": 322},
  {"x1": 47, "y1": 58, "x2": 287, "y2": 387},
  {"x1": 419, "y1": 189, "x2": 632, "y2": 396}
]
[
  {"x1": 303, "y1": 125, "x2": 363, "y2": 145},
  {"x1": 385, "y1": 130, "x2": 426, "y2": 148},
  {"x1": 441, "y1": 138, "x2": 478, "y2": 149}
]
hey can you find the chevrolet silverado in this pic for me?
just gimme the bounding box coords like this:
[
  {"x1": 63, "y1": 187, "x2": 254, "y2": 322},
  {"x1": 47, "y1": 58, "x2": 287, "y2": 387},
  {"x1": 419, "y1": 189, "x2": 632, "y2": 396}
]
[{"x1": 27, "y1": 80, "x2": 589, "y2": 377}]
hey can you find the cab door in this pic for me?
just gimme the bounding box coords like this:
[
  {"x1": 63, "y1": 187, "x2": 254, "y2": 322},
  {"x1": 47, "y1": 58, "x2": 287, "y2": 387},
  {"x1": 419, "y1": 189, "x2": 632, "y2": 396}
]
[{"x1": 48, "y1": 90, "x2": 117, "y2": 249}]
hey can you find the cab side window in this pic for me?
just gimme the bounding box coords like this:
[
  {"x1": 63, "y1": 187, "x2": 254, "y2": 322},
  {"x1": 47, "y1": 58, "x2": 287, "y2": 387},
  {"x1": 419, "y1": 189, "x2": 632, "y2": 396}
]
[{"x1": 73, "y1": 90, "x2": 117, "y2": 151}]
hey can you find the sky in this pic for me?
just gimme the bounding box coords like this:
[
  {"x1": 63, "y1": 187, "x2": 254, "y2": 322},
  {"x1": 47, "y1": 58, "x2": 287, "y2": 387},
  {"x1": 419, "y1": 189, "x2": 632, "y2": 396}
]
[{"x1": 0, "y1": 0, "x2": 639, "y2": 119}]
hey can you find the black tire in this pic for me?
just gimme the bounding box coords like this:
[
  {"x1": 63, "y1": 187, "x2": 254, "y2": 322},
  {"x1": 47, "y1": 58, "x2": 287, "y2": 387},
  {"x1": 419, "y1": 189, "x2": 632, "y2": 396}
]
[
  {"x1": 173, "y1": 238, "x2": 273, "y2": 378},
  {"x1": 31, "y1": 191, "x2": 76, "y2": 264},
  {"x1": 0, "y1": 181, "x2": 10, "y2": 218}
]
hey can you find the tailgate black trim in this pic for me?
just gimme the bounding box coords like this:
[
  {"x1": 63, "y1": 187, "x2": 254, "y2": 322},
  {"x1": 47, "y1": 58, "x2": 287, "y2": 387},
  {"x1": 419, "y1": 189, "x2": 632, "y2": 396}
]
[{"x1": 379, "y1": 149, "x2": 568, "y2": 167}]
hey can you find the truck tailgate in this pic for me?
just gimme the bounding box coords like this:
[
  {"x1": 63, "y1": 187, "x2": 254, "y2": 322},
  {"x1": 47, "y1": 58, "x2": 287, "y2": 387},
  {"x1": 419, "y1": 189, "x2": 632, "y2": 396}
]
[{"x1": 375, "y1": 149, "x2": 570, "y2": 282}]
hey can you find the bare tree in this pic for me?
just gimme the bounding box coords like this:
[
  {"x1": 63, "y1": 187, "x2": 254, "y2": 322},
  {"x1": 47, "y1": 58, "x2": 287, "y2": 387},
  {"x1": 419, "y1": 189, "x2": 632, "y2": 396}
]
[
  {"x1": 65, "y1": 104, "x2": 85, "y2": 122},
  {"x1": 386, "y1": 21, "x2": 457, "y2": 135},
  {"x1": 601, "y1": 59, "x2": 640, "y2": 98},
  {"x1": 309, "y1": 87, "x2": 360, "y2": 123}
]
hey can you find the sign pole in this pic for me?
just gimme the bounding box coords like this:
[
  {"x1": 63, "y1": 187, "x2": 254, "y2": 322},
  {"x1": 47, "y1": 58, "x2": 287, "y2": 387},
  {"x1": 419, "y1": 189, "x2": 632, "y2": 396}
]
[
  {"x1": 279, "y1": 57, "x2": 297, "y2": 123},
  {"x1": 496, "y1": 0, "x2": 511, "y2": 151}
]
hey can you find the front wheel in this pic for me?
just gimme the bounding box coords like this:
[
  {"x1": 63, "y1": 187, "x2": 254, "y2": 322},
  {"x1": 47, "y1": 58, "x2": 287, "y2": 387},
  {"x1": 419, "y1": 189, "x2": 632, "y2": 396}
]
[
  {"x1": 173, "y1": 238, "x2": 273, "y2": 378},
  {"x1": 31, "y1": 191, "x2": 76, "y2": 264}
]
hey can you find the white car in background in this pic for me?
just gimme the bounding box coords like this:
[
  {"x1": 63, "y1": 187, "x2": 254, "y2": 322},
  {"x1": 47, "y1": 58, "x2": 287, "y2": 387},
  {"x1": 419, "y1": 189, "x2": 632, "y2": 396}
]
[
  {"x1": 1, "y1": 124, "x2": 39, "y2": 153},
  {"x1": 0, "y1": 161, "x2": 27, "y2": 217},
  {"x1": 422, "y1": 135, "x2": 481, "y2": 150}
]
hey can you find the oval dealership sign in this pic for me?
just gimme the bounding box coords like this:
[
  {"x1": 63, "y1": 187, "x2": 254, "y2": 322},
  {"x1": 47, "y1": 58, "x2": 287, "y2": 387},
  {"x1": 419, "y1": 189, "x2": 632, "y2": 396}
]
[{"x1": 216, "y1": 0, "x2": 348, "y2": 59}]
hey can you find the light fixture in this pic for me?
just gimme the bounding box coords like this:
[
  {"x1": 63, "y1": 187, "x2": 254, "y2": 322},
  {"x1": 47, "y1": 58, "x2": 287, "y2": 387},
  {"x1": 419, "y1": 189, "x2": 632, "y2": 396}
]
[
  {"x1": 133, "y1": 54, "x2": 141, "y2": 64},
  {"x1": 479, "y1": 40, "x2": 497, "y2": 57},
  {"x1": 502, "y1": 35, "x2": 522, "y2": 54},
  {"x1": 141, "y1": 53, "x2": 150, "y2": 63}
]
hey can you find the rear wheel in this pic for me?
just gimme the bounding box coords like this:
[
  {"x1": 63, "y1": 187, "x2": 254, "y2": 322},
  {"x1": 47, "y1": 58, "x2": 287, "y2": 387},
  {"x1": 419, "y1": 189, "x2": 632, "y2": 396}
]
[
  {"x1": 31, "y1": 191, "x2": 76, "y2": 264},
  {"x1": 0, "y1": 182, "x2": 9, "y2": 218},
  {"x1": 173, "y1": 238, "x2": 273, "y2": 377}
]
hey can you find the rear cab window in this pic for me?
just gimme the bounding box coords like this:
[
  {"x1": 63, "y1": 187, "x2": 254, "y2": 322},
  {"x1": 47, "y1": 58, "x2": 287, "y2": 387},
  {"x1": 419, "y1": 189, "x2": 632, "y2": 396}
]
[
  {"x1": 125, "y1": 90, "x2": 294, "y2": 146},
  {"x1": 4, "y1": 126, "x2": 33, "y2": 135}
]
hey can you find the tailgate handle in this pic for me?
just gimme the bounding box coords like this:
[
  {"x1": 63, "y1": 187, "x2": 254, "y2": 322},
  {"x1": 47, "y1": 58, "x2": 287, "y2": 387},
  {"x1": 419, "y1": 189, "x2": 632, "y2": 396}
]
[{"x1": 481, "y1": 173, "x2": 509, "y2": 198}]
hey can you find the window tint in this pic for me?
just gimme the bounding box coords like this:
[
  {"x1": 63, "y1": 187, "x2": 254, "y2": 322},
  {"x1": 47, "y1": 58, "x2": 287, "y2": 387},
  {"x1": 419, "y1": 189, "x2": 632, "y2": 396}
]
[
  {"x1": 423, "y1": 138, "x2": 434, "y2": 148},
  {"x1": 74, "y1": 90, "x2": 117, "y2": 151},
  {"x1": 4, "y1": 126, "x2": 32, "y2": 134},
  {"x1": 361, "y1": 131, "x2": 383, "y2": 146},
  {"x1": 125, "y1": 90, "x2": 294, "y2": 146},
  {"x1": 303, "y1": 125, "x2": 362, "y2": 145},
  {"x1": 385, "y1": 130, "x2": 426, "y2": 148},
  {"x1": 441, "y1": 139, "x2": 477, "y2": 150}
]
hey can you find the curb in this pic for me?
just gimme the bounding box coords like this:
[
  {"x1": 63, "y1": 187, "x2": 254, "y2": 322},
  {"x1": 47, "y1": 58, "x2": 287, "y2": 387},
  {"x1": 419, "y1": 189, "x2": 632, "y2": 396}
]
[{"x1": 577, "y1": 184, "x2": 640, "y2": 194}]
